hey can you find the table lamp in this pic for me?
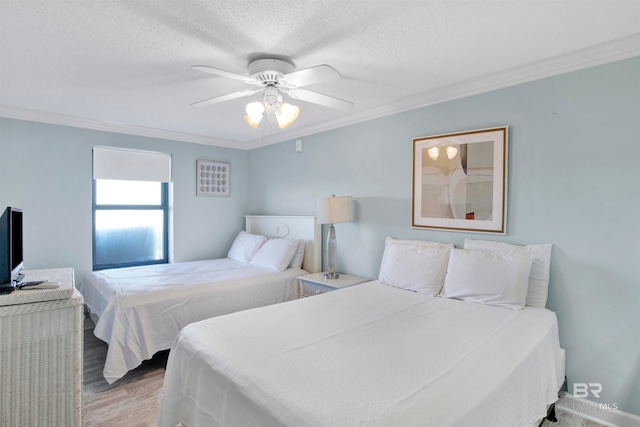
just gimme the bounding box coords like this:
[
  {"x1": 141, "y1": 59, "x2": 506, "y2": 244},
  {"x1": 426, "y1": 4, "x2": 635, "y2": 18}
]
[{"x1": 316, "y1": 195, "x2": 353, "y2": 279}]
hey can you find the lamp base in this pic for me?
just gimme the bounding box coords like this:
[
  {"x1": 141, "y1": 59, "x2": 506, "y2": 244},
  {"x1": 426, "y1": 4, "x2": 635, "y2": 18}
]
[{"x1": 324, "y1": 272, "x2": 340, "y2": 280}]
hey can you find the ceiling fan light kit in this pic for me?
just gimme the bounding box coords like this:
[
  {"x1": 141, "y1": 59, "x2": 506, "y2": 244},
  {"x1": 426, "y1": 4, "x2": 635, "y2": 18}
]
[
  {"x1": 244, "y1": 101, "x2": 265, "y2": 128},
  {"x1": 192, "y1": 58, "x2": 353, "y2": 130},
  {"x1": 243, "y1": 87, "x2": 301, "y2": 129},
  {"x1": 276, "y1": 102, "x2": 300, "y2": 129}
]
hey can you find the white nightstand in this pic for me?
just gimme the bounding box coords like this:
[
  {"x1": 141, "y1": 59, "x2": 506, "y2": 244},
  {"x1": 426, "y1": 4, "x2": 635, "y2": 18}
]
[{"x1": 298, "y1": 272, "x2": 369, "y2": 298}]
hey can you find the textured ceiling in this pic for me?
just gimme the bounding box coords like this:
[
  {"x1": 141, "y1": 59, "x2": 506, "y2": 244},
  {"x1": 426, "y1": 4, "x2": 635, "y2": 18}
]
[{"x1": 0, "y1": 0, "x2": 639, "y2": 149}]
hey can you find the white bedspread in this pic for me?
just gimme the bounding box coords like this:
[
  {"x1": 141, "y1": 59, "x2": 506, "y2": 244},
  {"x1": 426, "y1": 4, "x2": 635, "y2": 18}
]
[
  {"x1": 80, "y1": 258, "x2": 303, "y2": 384},
  {"x1": 158, "y1": 281, "x2": 565, "y2": 427}
]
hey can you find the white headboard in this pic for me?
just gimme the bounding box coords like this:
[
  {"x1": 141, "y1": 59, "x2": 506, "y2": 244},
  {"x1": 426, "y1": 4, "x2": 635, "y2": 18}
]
[{"x1": 245, "y1": 215, "x2": 321, "y2": 273}]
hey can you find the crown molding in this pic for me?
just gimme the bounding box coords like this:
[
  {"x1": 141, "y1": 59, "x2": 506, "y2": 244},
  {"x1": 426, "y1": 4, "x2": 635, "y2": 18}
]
[
  {"x1": 2, "y1": 34, "x2": 638, "y2": 151},
  {"x1": 0, "y1": 105, "x2": 248, "y2": 150},
  {"x1": 247, "y1": 33, "x2": 640, "y2": 149}
]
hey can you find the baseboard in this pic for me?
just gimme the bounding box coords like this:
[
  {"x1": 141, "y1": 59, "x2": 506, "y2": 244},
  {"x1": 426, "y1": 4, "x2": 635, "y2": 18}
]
[{"x1": 556, "y1": 393, "x2": 640, "y2": 427}]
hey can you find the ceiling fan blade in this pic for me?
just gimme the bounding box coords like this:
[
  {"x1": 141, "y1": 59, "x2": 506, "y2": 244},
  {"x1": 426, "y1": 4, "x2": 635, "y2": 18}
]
[
  {"x1": 284, "y1": 88, "x2": 354, "y2": 111},
  {"x1": 191, "y1": 88, "x2": 262, "y2": 108},
  {"x1": 281, "y1": 65, "x2": 340, "y2": 88},
  {"x1": 191, "y1": 65, "x2": 259, "y2": 85}
]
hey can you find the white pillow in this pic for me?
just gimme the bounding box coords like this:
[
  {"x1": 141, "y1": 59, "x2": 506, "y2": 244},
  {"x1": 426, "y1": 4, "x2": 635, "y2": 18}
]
[
  {"x1": 227, "y1": 231, "x2": 267, "y2": 263},
  {"x1": 443, "y1": 248, "x2": 533, "y2": 310},
  {"x1": 250, "y1": 238, "x2": 299, "y2": 272},
  {"x1": 378, "y1": 237, "x2": 453, "y2": 296},
  {"x1": 464, "y1": 239, "x2": 552, "y2": 308},
  {"x1": 288, "y1": 239, "x2": 305, "y2": 269}
]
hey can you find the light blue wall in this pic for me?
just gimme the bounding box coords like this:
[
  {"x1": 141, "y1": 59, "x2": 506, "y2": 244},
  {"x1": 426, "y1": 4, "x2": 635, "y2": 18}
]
[
  {"x1": 0, "y1": 119, "x2": 249, "y2": 281},
  {"x1": 248, "y1": 57, "x2": 640, "y2": 415},
  {"x1": 1, "y1": 57, "x2": 637, "y2": 415}
]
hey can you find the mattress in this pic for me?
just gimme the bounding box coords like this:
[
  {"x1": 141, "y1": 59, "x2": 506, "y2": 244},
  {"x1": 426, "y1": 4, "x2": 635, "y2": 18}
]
[
  {"x1": 80, "y1": 258, "x2": 304, "y2": 384},
  {"x1": 158, "y1": 280, "x2": 565, "y2": 427}
]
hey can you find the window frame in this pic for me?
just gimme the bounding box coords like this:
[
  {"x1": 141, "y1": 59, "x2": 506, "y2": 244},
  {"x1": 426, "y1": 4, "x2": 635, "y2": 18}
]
[{"x1": 92, "y1": 179, "x2": 169, "y2": 271}]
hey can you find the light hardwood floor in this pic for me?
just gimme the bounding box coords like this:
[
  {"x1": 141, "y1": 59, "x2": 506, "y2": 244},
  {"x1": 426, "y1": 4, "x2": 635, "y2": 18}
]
[
  {"x1": 83, "y1": 319, "x2": 167, "y2": 427},
  {"x1": 82, "y1": 318, "x2": 604, "y2": 427}
]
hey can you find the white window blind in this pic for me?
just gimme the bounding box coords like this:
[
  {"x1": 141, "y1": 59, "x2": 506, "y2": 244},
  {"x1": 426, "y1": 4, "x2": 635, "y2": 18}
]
[{"x1": 93, "y1": 146, "x2": 172, "y2": 182}]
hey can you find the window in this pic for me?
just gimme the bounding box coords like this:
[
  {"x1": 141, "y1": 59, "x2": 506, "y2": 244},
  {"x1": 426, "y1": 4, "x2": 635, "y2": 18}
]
[
  {"x1": 93, "y1": 179, "x2": 168, "y2": 270},
  {"x1": 92, "y1": 147, "x2": 171, "y2": 270}
]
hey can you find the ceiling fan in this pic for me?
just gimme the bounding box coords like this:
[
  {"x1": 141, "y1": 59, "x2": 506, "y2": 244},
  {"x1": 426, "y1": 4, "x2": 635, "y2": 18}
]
[{"x1": 191, "y1": 58, "x2": 353, "y2": 129}]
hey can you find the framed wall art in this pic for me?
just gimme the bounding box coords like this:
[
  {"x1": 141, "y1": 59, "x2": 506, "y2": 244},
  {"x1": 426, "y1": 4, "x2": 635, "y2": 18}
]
[
  {"x1": 412, "y1": 126, "x2": 508, "y2": 234},
  {"x1": 196, "y1": 159, "x2": 230, "y2": 197}
]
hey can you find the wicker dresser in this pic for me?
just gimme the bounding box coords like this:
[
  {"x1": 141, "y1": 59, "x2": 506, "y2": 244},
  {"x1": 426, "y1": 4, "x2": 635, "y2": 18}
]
[{"x1": 0, "y1": 268, "x2": 83, "y2": 427}]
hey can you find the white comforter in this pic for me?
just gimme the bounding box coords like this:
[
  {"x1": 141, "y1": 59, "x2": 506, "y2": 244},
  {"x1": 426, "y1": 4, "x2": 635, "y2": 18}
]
[
  {"x1": 158, "y1": 280, "x2": 565, "y2": 427},
  {"x1": 80, "y1": 258, "x2": 303, "y2": 384}
]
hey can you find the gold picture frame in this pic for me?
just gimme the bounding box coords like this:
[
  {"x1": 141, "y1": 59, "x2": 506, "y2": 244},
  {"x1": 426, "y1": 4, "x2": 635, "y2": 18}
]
[{"x1": 412, "y1": 127, "x2": 508, "y2": 234}]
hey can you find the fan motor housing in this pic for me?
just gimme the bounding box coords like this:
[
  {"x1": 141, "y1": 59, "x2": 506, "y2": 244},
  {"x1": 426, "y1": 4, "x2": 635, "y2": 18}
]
[{"x1": 249, "y1": 59, "x2": 294, "y2": 85}]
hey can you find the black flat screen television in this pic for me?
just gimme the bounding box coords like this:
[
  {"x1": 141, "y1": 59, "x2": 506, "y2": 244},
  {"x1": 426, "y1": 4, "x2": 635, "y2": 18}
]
[{"x1": 0, "y1": 206, "x2": 24, "y2": 293}]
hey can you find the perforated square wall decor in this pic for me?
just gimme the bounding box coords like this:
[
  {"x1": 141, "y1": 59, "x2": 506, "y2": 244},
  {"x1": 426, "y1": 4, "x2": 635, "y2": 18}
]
[{"x1": 196, "y1": 159, "x2": 230, "y2": 197}]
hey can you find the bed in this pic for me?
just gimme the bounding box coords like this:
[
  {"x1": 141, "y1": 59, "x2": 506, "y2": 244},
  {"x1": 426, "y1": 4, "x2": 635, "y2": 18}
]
[
  {"x1": 80, "y1": 215, "x2": 320, "y2": 384},
  {"x1": 157, "y1": 237, "x2": 565, "y2": 427}
]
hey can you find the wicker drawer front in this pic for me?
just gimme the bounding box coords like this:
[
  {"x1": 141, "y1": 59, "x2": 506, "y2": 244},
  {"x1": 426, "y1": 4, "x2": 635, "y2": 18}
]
[
  {"x1": 299, "y1": 281, "x2": 334, "y2": 297},
  {"x1": 0, "y1": 269, "x2": 82, "y2": 427}
]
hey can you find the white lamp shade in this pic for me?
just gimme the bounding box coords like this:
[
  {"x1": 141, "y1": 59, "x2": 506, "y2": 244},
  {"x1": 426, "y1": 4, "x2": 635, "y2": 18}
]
[
  {"x1": 244, "y1": 101, "x2": 265, "y2": 128},
  {"x1": 276, "y1": 102, "x2": 300, "y2": 129},
  {"x1": 316, "y1": 196, "x2": 353, "y2": 224}
]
